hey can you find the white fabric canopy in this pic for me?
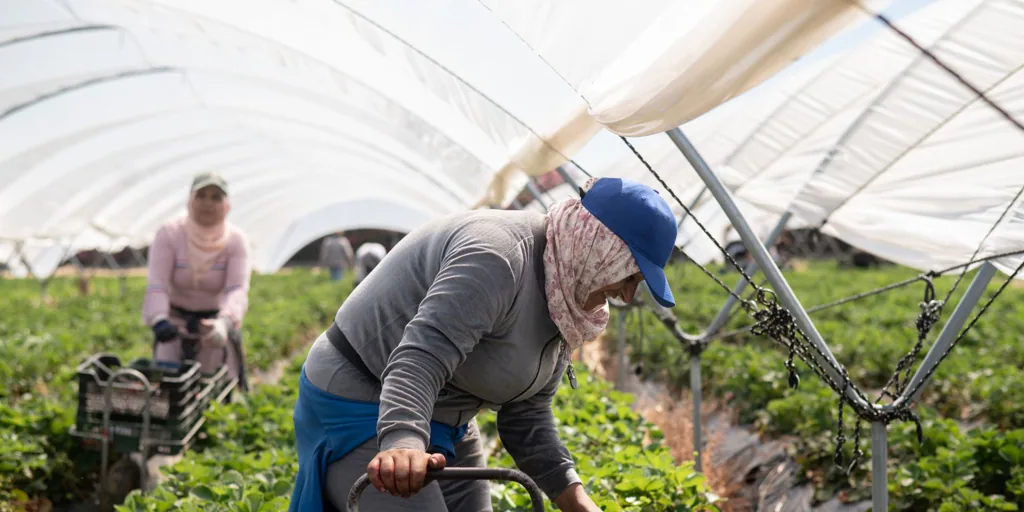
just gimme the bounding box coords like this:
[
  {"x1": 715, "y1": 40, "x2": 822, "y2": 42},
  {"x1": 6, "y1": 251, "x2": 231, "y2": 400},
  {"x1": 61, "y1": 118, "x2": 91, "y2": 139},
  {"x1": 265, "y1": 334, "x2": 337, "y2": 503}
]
[
  {"x1": 683, "y1": 0, "x2": 984, "y2": 264},
  {"x1": 478, "y1": 0, "x2": 888, "y2": 136},
  {"x1": 517, "y1": 0, "x2": 1024, "y2": 280},
  {"x1": 6, "y1": 0, "x2": 1022, "y2": 282},
  {"x1": 0, "y1": 0, "x2": 579, "y2": 273},
  {"x1": 523, "y1": 0, "x2": 984, "y2": 266},
  {"x1": 788, "y1": 0, "x2": 1024, "y2": 276},
  {"x1": 1, "y1": 0, "x2": 881, "y2": 276}
]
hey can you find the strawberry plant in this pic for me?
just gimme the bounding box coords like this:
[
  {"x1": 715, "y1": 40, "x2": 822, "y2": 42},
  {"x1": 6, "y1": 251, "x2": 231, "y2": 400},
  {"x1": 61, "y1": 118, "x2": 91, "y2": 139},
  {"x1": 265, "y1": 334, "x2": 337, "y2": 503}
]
[
  {"x1": 120, "y1": 355, "x2": 719, "y2": 511},
  {"x1": 613, "y1": 261, "x2": 1024, "y2": 509},
  {"x1": 0, "y1": 270, "x2": 349, "y2": 507}
]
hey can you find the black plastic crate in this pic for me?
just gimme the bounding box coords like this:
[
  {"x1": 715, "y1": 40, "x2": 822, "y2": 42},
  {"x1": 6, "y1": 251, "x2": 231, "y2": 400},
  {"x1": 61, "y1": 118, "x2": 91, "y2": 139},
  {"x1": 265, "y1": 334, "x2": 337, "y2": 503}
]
[
  {"x1": 75, "y1": 371, "x2": 222, "y2": 456},
  {"x1": 75, "y1": 409, "x2": 206, "y2": 456},
  {"x1": 76, "y1": 353, "x2": 202, "y2": 420},
  {"x1": 79, "y1": 365, "x2": 230, "y2": 427}
]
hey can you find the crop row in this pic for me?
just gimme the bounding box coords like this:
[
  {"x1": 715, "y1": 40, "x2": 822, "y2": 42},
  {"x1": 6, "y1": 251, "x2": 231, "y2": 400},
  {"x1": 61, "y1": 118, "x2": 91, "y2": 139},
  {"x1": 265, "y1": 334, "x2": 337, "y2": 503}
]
[
  {"x1": 0, "y1": 270, "x2": 347, "y2": 508},
  {"x1": 613, "y1": 261, "x2": 1024, "y2": 509},
  {"x1": 5, "y1": 271, "x2": 724, "y2": 511},
  {"x1": 119, "y1": 354, "x2": 721, "y2": 511}
]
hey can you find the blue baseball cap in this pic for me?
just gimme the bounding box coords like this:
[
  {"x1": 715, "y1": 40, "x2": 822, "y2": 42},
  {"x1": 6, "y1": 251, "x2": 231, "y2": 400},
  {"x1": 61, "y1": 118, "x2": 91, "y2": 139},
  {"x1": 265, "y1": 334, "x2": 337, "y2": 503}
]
[{"x1": 581, "y1": 177, "x2": 677, "y2": 308}]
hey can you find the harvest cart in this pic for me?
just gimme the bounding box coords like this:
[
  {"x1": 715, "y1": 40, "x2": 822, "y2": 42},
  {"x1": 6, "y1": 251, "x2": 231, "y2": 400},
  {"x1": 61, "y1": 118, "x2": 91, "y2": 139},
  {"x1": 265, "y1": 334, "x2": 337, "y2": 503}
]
[
  {"x1": 69, "y1": 330, "x2": 238, "y2": 510},
  {"x1": 346, "y1": 467, "x2": 545, "y2": 512}
]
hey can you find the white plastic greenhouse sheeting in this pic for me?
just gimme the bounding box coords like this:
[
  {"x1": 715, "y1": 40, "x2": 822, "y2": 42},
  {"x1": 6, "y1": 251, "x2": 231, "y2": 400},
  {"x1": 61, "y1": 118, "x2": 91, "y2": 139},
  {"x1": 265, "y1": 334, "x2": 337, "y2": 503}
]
[
  {"x1": 524, "y1": 0, "x2": 1024, "y2": 279},
  {"x1": 524, "y1": 0, "x2": 983, "y2": 266},
  {"x1": 466, "y1": 0, "x2": 887, "y2": 208},
  {"x1": 683, "y1": 0, "x2": 986, "y2": 265},
  {"x1": 517, "y1": 52, "x2": 842, "y2": 250},
  {"x1": 714, "y1": 0, "x2": 1024, "y2": 277},
  {"x1": 478, "y1": 0, "x2": 887, "y2": 136},
  {"x1": 575, "y1": 55, "x2": 845, "y2": 264},
  {"x1": 338, "y1": 0, "x2": 877, "y2": 206},
  {"x1": 2, "y1": 0, "x2": 865, "y2": 277},
  {"x1": 6, "y1": 0, "x2": 1024, "y2": 281},
  {"x1": 0, "y1": 0, "x2": 563, "y2": 275},
  {"x1": 788, "y1": 0, "x2": 1024, "y2": 277}
]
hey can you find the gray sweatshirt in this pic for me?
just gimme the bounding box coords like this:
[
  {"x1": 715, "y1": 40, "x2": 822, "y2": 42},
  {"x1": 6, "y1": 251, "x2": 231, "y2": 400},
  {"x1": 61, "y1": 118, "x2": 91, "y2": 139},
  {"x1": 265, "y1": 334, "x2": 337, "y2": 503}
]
[{"x1": 304, "y1": 209, "x2": 580, "y2": 499}]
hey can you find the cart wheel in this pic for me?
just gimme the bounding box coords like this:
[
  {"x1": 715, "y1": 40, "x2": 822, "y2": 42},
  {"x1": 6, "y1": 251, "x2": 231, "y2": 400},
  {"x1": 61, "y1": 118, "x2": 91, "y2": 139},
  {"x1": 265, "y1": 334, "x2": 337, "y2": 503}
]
[{"x1": 97, "y1": 456, "x2": 142, "y2": 512}]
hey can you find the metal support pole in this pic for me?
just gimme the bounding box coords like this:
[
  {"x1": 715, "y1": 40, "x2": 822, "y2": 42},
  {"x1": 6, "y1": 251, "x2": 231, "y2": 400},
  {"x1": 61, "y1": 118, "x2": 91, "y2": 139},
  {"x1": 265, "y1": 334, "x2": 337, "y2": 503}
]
[
  {"x1": 524, "y1": 180, "x2": 548, "y2": 211},
  {"x1": 690, "y1": 354, "x2": 703, "y2": 472},
  {"x1": 555, "y1": 165, "x2": 582, "y2": 191},
  {"x1": 705, "y1": 211, "x2": 793, "y2": 338},
  {"x1": 17, "y1": 246, "x2": 37, "y2": 281},
  {"x1": 70, "y1": 254, "x2": 85, "y2": 274},
  {"x1": 104, "y1": 249, "x2": 128, "y2": 297},
  {"x1": 871, "y1": 422, "x2": 888, "y2": 512},
  {"x1": 639, "y1": 285, "x2": 703, "y2": 343},
  {"x1": 666, "y1": 127, "x2": 871, "y2": 412},
  {"x1": 103, "y1": 250, "x2": 120, "y2": 271},
  {"x1": 617, "y1": 308, "x2": 627, "y2": 390},
  {"x1": 894, "y1": 262, "x2": 997, "y2": 408},
  {"x1": 130, "y1": 247, "x2": 147, "y2": 267}
]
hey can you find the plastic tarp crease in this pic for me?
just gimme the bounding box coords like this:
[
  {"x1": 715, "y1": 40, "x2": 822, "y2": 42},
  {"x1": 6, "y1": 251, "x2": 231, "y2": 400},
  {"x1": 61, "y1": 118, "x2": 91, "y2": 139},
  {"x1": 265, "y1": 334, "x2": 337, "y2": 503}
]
[{"x1": 479, "y1": 0, "x2": 883, "y2": 135}]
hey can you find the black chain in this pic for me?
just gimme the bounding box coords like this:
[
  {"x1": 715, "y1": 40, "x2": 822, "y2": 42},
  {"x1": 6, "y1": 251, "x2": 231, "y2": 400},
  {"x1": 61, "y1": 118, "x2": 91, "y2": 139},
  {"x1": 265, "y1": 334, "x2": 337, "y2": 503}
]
[
  {"x1": 874, "y1": 278, "x2": 944, "y2": 404},
  {"x1": 834, "y1": 371, "x2": 847, "y2": 468},
  {"x1": 785, "y1": 343, "x2": 800, "y2": 390},
  {"x1": 716, "y1": 250, "x2": 1024, "y2": 341},
  {"x1": 901, "y1": 257, "x2": 1024, "y2": 406},
  {"x1": 851, "y1": 419, "x2": 864, "y2": 473}
]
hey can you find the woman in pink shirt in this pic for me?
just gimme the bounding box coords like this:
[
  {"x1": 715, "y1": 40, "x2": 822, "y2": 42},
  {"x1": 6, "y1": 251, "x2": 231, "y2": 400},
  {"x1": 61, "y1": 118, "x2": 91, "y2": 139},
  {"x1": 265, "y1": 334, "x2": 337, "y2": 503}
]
[{"x1": 142, "y1": 173, "x2": 252, "y2": 392}]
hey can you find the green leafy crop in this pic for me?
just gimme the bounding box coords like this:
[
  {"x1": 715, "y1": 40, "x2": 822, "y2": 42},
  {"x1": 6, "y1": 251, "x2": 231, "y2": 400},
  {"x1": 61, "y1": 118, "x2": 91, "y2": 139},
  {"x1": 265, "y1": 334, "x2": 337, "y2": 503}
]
[{"x1": 612, "y1": 261, "x2": 1024, "y2": 510}]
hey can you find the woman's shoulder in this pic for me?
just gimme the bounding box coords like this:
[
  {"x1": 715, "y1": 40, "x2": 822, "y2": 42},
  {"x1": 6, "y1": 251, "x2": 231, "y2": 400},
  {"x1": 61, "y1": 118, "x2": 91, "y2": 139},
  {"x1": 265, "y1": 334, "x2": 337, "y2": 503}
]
[
  {"x1": 448, "y1": 209, "x2": 535, "y2": 244},
  {"x1": 154, "y1": 216, "x2": 187, "y2": 242},
  {"x1": 443, "y1": 210, "x2": 545, "y2": 277},
  {"x1": 224, "y1": 223, "x2": 251, "y2": 251}
]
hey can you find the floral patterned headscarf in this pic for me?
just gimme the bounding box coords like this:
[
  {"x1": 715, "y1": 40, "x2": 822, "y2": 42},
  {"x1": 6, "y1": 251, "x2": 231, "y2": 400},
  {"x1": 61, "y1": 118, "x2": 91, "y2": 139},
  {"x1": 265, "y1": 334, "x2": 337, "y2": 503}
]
[{"x1": 543, "y1": 178, "x2": 639, "y2": 350}]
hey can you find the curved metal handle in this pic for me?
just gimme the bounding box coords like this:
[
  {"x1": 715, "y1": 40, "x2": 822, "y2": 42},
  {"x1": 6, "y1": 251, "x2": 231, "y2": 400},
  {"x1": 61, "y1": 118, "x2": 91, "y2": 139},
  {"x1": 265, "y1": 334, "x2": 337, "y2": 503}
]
[{"x1": 346, "y1": 467, "x2": 545, "y2": 512}]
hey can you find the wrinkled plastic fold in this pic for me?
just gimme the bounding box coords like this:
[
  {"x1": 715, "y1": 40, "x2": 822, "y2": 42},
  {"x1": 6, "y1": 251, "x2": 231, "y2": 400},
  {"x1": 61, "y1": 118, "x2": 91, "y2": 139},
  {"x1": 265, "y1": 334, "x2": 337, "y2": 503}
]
[
  {"x1": 480, "y1": 0, "x2": 879, "y2": 136},
  {"x1": 518, "y1": 0, "x2": 1024, "y2": 279}
]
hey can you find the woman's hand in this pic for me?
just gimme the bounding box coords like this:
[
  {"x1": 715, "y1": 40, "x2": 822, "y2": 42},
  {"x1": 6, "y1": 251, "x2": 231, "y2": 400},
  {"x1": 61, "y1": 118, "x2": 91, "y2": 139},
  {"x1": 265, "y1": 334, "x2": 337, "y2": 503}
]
[
  {"x1": 199, "y1": 317, "x2": 230, "y2": 348},
  {"x1": 554, "y1": 483, "x2": 602, "y2": 512},
  {"x1": 366, "y1": 449, "x2": 447, "y2": 498}
]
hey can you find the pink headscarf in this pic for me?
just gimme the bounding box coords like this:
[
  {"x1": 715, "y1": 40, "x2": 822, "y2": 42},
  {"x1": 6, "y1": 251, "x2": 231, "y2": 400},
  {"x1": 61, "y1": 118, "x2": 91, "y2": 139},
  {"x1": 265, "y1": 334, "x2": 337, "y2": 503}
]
[
  {"x1": 183, "y1": 192, "x2": 230, "y2": 286},
  {"x1": 543, "y1": 177, "x2": 640, "y2": 350}
]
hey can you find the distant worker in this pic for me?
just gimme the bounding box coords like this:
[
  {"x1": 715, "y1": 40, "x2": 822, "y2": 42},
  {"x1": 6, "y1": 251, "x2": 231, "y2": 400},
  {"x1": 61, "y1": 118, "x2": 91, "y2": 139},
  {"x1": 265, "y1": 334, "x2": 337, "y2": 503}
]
[
  {"x1": 142, "y1": 172, "x2": 252, "y2": 392},
  {"x1": 353, "y1": 242, "x2": 387, "y2": 286},
  {"x1": 320, "y1": 232, "x2": 355, "y2": 281}
]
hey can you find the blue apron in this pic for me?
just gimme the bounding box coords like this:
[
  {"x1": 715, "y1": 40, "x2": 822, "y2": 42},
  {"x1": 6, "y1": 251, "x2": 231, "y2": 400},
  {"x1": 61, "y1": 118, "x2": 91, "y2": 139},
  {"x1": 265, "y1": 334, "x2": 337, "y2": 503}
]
[{"x1": 289, "y1": 365, "x2": 469, "y2": 512}]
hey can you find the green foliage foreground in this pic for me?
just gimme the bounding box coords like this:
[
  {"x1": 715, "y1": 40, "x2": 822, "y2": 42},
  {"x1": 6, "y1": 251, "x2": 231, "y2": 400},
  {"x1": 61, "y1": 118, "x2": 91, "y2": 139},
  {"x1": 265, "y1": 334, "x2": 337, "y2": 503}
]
[
  {"x1": 0, "y1": 271, "x2": 345, "y2": 508},
  {"x1": 7, "y1": 260, "x2": 1022, "y2": 511},
  {"x1": 117, "y1": 355, "x2": 720, "y2": 511},
  {"x1": 615, "y1": 261, "x2": 1024, "y2": 510},
  {"x1": 2, "y1": 272, "x2": 719, "y2": 511}
]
